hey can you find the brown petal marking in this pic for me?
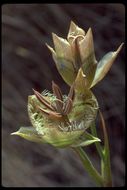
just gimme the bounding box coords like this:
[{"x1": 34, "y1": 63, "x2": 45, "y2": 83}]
[
  {"x1": 63, "y1": 84, "x2": 75, "y2": 115},
  {"x1": 33, "y1": 89, "x2": 55, "y2": 111},
  {"x1": 52, "y1": 81, "x2": 63, "y2": 101},
  {"x1": 52, "y1": 81, "x2": 63, "y2": 112},
  {"x1": 63, "y1": 98, "x2": 73, "y2": 115},
  {"x1": 54, "y1": 99, "x2": 63, "y2": 113},
  {"x1": 38, "y1": 106, "x2": 62, "y2": 120},
  {"x1": 38, "y1": 107, "x2": 50, "y2": 117},
  {"x1": 73, "y1": 37, "x2": 83, "y2": 70}
]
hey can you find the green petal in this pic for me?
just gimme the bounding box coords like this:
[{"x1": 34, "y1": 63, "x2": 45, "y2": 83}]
[
  {"x1": 37, "y1": 126, "x2": 84, "y2": 148},
  {"x1": 11, "y1": 127, "x2": 46, "y2": 144},
  {"x1": 79, "y1": 28, "x2": 96, "y2": 64},
  {"x1": 53, "y1": 55, "x2": 77, "y2": 86},
  {"x1": 79, "y1": 28, "x2": 97, "y2": 87},
  {"x1": 46, "y1": 43, "x2": 56, "y2": 56},
  {"x1": 52, "y1": 33, "x2": 74, "y2": 63},
  {"x1": 74, "y1": 68, "x2": 88, "y2": 93},
  {"x1": 67, "y1": 21, "x2": 85, "y2": 40},
  {"x1": 71, "y1": 131, "x2": 101, "y2": 147},
  {"x1": 46, "y1": 40, "x2": 76, "y2": 86},
  {"x1": 90, "y1": 43, "x2": 124, "y2": 88}
]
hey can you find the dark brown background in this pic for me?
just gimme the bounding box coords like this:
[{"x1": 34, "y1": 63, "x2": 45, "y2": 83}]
[{"x1": 2, "y1": 3, "x2": 125, "y2": 187}]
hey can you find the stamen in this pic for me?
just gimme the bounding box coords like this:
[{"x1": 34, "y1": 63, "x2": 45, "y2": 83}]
[{"x1": 33, "y1": 89, "x2": 55, "y2": 111}]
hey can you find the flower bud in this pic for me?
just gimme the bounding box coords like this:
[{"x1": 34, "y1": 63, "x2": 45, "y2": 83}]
[{"x1": 47, "y1": 21, "x2": 123, "y2": 89}]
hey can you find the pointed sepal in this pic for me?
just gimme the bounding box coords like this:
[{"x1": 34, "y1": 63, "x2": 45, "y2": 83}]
[
  {"x1": 90, "y1": 43, "x2": 124, "y2": 88},
  {"x1": 11, "y1": 127, "x2": 46, "y2": 144}
]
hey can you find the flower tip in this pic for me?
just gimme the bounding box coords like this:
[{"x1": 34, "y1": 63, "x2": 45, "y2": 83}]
[
  {"x1": 52, "y1": 80, "x2": 55, "y2": 86},
  {"x1": 70, "y1": 20, "x2": 77, "y2": 28},
  {"x1": 115, "y1": 42, "x2": 124, "y2": 54},
  {"x1": 86, "y1": 27, "x2": 93, "y2": 37},
  {"x1": 52, "y1": 80, "x2": 57, "y2": 90},
  {"x1": 88, "y1": 27, "x2": 92, "y2": 32},
  {"x1": 45, "y1": 43, "x2": 50, "y2": 49},
  {"x1": 46, "y1": 43, "x2": 56, "y2": 55},
  {"x1": 52, "y1": 32, "x2": 66, "y2": 45},
  {"x1": 52, "y1": 32, "x2": 58, "y2": 40},
  {"x1": 10, "y1": 131, "x2": 18, "y2": 136},
  {"x1": 52, "y1": 32, "x2": 56, "y2": 36},
  {"x1": 52, "y1": 32, "x2": 59, "y2": 42},
  {"x1": 32, "y1": 88, "x2": 37, "y2": 95}
]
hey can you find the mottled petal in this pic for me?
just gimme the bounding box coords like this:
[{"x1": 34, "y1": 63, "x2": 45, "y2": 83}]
[
  {"x1": 48, "y1": 33, "x2": 77, "y2": 86},
  {"x1": 46, "y1": 43, "x2": 75, "y2": 85},
  {"x1": 53, "y1": 54, "x2": 77, "y2": 86},
  {"x1": 90, "y1": 43, "x2": 124, "y2": 88}
]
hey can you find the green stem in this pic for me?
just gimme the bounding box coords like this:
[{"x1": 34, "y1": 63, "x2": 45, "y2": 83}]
[
  {"x1": 99, "y1": 111, "x2": 112, "y2": 187},
  {"x1": 73, "y1": 146, "x2": 104, "y2": 187},
  {"x1": 90, "y1": 123, "x2": 104, "y2": 160}
]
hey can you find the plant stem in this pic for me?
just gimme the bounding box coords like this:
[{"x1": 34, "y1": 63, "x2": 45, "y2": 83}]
[
  {"x1": 90, "y1": 122, "x2": 104, "y2": 160},
  {"x1": 73, "y1": 146, "x2": 104, "y2": 187},
  {"x1": 99, "y1": 110, "x2": 112, "y2": 187}
]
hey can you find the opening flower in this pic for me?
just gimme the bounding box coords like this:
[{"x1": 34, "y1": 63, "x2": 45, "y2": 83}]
[{"x1": 11, "y1": 81, "x2": 100, "y2": 148}]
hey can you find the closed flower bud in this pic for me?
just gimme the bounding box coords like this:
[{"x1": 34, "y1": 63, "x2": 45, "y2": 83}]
[{"x1": 47, "y1": 21, "x2": 123, "y2": 89}]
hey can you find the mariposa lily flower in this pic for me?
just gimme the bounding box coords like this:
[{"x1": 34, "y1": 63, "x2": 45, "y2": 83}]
[
  {"x1": 46, "y1": 21, "x2": 123, "y2": 89},
  {"x1": 11, "y1": 81, "x2": 100, "y2": 148}
]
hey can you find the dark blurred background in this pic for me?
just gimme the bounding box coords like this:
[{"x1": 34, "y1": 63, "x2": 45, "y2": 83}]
[{"x1": 2, "y1": 4, "x2": 125, "y2": 187}]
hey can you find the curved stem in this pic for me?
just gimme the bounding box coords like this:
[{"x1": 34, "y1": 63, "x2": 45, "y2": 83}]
[
  {"x1": 72, "y1": 146, "x2": 104, "y2": 187},
  {"x1": 99, "y1": 110, "x2": 112, "y2": 187}
]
